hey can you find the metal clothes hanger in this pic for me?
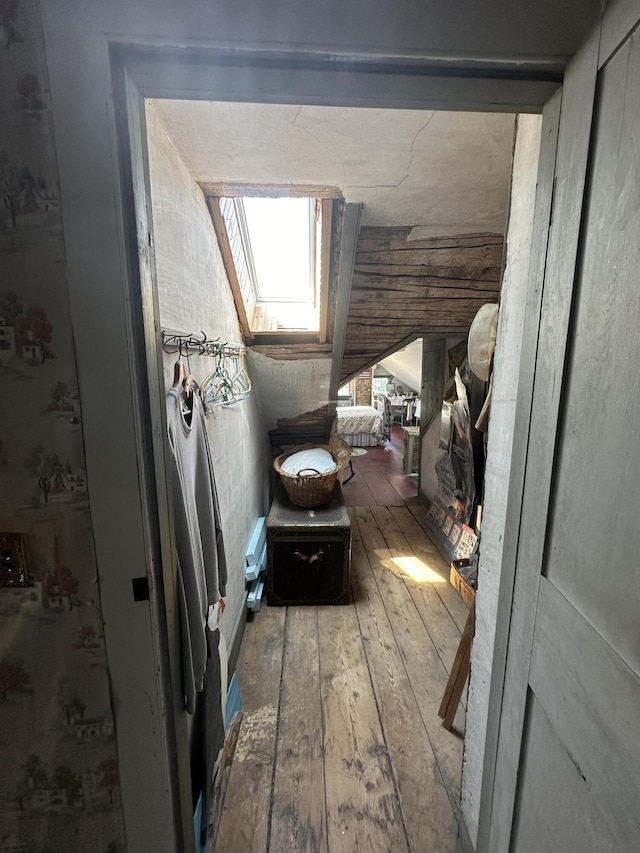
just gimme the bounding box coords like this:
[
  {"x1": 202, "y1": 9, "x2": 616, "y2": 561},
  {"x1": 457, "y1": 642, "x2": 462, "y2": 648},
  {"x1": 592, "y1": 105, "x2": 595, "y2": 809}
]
[
  {"x1": 163, "y1": 330, "x2": 250, "y2": 415},
  {"x1": 226, "y1": 352, "x2": 251, "y2": 403},
  {"x1": 201, "y1": 349, "x2": 234, "y2": 411}
]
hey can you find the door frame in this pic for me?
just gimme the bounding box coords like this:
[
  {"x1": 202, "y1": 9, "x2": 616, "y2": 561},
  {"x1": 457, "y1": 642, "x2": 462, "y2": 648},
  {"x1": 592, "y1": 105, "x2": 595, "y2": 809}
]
[
  {"x1": 477, "y1": 2, "x2": 640, "y2": 850},
  {"x1": 110, "y1": 50, "x2": 554, "y2": 850},
  {"x1": 41, "y1": 7, "x2": 589, "y2": 846}
]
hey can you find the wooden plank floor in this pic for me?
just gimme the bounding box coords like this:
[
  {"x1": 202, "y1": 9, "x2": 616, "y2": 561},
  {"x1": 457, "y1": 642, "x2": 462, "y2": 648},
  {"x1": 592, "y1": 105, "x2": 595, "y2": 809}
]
[
  {"x1": 341, "y1": 425, "x2": 421, "y2": 507},
  {"x1": 212, "y1": 503, "x2": 469, "y2": 853}
]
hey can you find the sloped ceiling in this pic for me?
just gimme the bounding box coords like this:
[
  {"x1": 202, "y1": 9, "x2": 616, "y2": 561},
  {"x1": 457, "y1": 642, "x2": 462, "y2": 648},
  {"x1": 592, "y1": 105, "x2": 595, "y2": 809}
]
[
  {"x1": 152, "y1": 101, "x2": 515, "y2": 234},
  {"x1": 379, "y1": 339, "x2": 423, "y2": 393},
  {"x1": 153, "y1": 100, "x2": 514, "y2": 414},
  {"x1": 342, "y1": 227, "x2": 503, "y2": 382}
]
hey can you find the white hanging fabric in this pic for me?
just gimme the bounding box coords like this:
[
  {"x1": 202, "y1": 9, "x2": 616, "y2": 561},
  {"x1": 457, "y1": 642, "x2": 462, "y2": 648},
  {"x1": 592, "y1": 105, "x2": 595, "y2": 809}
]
[{"x1": 166, "y1": 384, "x2": 227, "y2": 713}]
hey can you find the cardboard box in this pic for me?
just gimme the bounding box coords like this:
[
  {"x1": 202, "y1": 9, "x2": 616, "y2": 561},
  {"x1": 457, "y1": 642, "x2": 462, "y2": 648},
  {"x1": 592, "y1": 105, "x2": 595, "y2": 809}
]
[{"x1": 450, "y1": 559, "x2": 476, "y2": 607}]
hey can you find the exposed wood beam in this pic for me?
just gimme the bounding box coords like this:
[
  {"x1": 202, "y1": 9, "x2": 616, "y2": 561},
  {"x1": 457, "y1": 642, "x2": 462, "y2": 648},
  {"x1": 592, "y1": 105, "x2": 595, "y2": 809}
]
[
  {"x1": 329, "y1": 203, "x2": 362, "y2": 416},
  {"x1": 125, "y1": 49, "x2": 559, "y2": 114},
  {"x1": 318, "y1": 198, "x2": 333, "y2": 344},
  {"x1": 200, "y1": 182, "x2": 342, "y2": 199},
  {"x1": 340, "y1": 227, "x2": 503, "y2": 382},
  {"x1": 251, "y1": 343, "x2": 332, "y2": 360}
]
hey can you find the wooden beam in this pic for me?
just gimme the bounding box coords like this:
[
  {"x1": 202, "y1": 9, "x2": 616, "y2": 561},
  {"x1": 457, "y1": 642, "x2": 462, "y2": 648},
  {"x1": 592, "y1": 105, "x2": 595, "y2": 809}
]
[
  {"x1": 341, "y1": 225, "x2": 504, "y2": 380},
  {"x1": 200, "y1": 182, "x2": 343, "y2": 199},
  {"x1": 329, "y1": 203, "x2": 362, "y2": 407},
  {"x1": 355, "y1": 268, "x2": 501, "y2": 281},
  {"x1": 318, "y1": 198, "x2": 333, "y2": 344},
  {"x1": 324, "y1": 199, "x2": 344, "y2": 348},
  {"x1": 420, "y1": 337, "x2": 446, "y2": 498},
  {"x1": 251, "y1": 342, "x2": 332, "y2": 360},
  {"x1": 355, "y1": 258, "x2": 501, "y2": 270},
  {"x1": 358, "y1": 232, "x2": 503, "y2": 244},
  {"x1": 125, "y1": 50, "x2": 559, "y2": 114}
]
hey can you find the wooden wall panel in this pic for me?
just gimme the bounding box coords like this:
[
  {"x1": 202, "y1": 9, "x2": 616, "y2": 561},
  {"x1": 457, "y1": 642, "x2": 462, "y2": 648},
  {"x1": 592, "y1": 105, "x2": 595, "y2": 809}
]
[
  {"x1": 269, "y1": 405, "x2": 332, "y2": 453},
  {"x1": 340, "y1": 228, "x2": 503, "y2": 383}
]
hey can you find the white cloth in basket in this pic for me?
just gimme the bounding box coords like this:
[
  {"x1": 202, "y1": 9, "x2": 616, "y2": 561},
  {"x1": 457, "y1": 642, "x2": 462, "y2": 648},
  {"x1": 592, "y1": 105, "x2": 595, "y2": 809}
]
[{"x1": 280, "y1": 448, "x2": 338, "y2": 475}]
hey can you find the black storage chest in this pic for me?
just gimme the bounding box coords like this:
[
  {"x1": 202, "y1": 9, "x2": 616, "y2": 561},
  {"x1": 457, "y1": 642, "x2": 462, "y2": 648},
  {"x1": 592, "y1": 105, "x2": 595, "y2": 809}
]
[{"x1": 266, "y1": 482, "x2": 351, "y2": 606}]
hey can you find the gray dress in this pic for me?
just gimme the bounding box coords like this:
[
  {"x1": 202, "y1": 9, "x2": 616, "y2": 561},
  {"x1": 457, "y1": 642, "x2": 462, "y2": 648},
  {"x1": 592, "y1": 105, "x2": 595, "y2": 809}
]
[{"x1": 166, "y1": 386, "x2": 227, "y2": 713}]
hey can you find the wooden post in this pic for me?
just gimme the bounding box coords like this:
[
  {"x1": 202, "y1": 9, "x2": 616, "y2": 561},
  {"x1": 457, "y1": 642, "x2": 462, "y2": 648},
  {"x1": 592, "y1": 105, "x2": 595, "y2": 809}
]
[{"x1": 419, "y1": 336, "x2": 446, "y2": 495}]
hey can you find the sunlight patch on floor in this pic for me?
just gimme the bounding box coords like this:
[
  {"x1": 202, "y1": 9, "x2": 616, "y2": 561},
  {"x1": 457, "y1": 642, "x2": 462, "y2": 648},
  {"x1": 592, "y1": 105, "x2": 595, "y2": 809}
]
[{"x1": 391, "y1": 555, "x2": 446, "y2": 583}]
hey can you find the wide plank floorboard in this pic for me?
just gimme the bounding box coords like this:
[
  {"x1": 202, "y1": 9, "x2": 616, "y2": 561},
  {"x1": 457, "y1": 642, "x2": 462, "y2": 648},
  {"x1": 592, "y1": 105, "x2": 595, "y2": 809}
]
[
  {"x1": 370, "y1": 506, "x2": 467, "y2": 668},
  {"x1": 270, "y1": 607, "x2": 326, "y2": 853},
  {"x1": 212, "y1": 505, "x2": 467, "y2": 852},
  {"x1": 351, "y1": 537, "x2": 457, "y2": 851},
  {"x1": 318, "y1": 601, "x2": 409, "y2": 853},
  {"x1": 351, "y1": 507, "x2": 467, "y2": 798},
  {"x1": 213, "y1": 604, "x2": 285, "y2": 852},
  {"x1": 395, "y1": 505, "x2": 469, "y2": 633}
]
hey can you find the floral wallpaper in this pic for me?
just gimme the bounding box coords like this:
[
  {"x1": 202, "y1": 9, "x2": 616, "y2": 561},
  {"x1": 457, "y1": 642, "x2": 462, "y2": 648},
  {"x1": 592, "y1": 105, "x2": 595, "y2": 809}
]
[{"x1": 0, "y1": 1, "x2": 127, "y2": 850}]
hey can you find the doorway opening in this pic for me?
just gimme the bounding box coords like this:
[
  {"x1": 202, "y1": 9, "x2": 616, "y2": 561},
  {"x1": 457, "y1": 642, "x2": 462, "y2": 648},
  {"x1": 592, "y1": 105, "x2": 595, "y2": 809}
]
[
  {"x1": 99, "y1": 41, "x2": 555, "y2": 852},
  {"x1": 141, "y1": 87, "x2": 541, "y2": 851}
]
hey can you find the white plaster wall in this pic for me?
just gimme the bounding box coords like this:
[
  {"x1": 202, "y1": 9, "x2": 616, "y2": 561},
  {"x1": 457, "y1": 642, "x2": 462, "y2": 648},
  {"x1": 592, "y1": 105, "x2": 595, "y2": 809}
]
[
  {"x1": 247, "y1": 351, "x2": 331, "y2": 432},
  {"x1": 147, "y1": 104, "x2": 271, "y2": 647},
  {"x1": 461, "y1": 114, "x2": 542, "y2": 842},
  {"x1": 154, "y1": 102, "x2": 515, "y2": 234}
]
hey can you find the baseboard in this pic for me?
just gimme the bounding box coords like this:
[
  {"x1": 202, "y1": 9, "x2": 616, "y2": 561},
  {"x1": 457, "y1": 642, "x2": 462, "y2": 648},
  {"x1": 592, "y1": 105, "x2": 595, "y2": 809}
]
[{"x1": 227, "y1": 591, "x2": 248, "y2": 680}]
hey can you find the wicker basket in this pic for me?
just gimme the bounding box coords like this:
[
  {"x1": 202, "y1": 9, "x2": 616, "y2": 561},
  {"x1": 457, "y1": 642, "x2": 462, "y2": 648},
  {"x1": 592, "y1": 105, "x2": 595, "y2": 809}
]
[{"x1": 274, "y1": 449, "x2": 341, "y2": 508}]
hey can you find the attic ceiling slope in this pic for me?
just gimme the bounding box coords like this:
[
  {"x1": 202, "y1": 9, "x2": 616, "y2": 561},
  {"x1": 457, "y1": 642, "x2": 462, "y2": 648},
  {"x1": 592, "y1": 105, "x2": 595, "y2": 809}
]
[
  {"x1": 153, "y1": 99, "x2": 512, "y2": 376},
  {"x1": 340, "y1": 227, "x2": 503, "y2": 383},
  {"x1": 152, "y1": 102, "x2": 515, "y2": 233}
]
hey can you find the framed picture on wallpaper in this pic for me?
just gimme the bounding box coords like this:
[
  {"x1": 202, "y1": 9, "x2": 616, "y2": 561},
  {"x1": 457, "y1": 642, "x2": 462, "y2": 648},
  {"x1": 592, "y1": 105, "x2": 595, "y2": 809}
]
[{"x1": 0, "y1": 533, "x2": 29, "y2": 588}]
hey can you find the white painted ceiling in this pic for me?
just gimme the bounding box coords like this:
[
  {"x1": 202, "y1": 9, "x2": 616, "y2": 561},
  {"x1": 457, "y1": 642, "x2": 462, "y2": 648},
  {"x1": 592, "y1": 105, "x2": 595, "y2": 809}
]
[
  {"x1": 152, "y1": 100, "x2": 515, "y2": 233},
  {"x1": 379, "y1": 339, "x2": 423, "y2": 392}
]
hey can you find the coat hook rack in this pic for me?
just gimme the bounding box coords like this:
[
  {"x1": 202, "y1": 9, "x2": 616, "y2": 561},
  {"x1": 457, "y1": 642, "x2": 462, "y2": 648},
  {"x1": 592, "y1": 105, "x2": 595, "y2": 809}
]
[
  {"x1": 162, "y1": 330, "x2": 246, "y2": 359},
  {"x1": 162, "y1": 329, "x2": 251, "y2": 411}
]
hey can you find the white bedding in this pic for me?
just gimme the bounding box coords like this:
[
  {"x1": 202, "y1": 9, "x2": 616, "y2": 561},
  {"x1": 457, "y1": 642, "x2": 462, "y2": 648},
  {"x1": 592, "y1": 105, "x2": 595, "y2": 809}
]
[
  {"x1": 336, "y1": 405, "x2": 383, "y2": 443},
  {"x1": 280, "y1": 447, "x2": 337, "y2": 475}
]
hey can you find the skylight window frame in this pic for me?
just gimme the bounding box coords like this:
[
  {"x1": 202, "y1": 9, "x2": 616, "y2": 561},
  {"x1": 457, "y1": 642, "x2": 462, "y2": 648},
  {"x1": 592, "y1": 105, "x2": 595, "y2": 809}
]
[
  {"x1": 234, "y1": 196, "x2": 318, "y2": 306},
  {"x1": 205, "y1": 184, "x2": 342, "y2": 344},
  {"x1": 233, "y1": 197, "x2": 261, "y2": 305}
]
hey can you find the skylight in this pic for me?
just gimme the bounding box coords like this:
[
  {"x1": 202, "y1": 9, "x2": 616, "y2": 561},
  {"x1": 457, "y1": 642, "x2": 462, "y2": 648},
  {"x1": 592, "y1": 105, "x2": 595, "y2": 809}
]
[
  {"x1": 241, "y1": 197, "x2": 315, "y2": 303},
  {"x1": 208, "y1": 189, "x2": 338, "y2": 341}
]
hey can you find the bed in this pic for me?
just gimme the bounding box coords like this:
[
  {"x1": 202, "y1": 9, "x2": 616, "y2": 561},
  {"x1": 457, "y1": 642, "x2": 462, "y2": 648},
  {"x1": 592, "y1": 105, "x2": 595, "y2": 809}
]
[{"x1": 336, "y1": 405, "x2": 385, "y2": 447}]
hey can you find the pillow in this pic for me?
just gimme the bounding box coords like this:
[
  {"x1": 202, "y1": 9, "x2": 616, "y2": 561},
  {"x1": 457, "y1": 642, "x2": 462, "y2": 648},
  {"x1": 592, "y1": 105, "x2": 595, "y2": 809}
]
[{"x1": 280, "y1": 447, "x2": 338, "y2": 476}]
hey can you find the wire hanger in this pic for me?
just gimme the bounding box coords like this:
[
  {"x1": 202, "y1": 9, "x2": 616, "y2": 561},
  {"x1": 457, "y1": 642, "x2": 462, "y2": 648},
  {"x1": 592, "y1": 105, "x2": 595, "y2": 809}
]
[{"x1": 163, "y1": 329, "x2": 250, "y2": 415}]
